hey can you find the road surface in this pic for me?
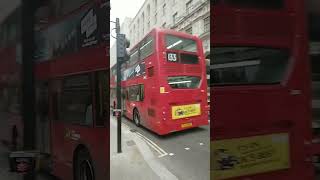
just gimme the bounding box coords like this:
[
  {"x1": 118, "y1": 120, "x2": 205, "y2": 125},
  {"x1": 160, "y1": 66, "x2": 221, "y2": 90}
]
[{"x1": 120, "y1": 115, "x2": 210, "y2": 180}]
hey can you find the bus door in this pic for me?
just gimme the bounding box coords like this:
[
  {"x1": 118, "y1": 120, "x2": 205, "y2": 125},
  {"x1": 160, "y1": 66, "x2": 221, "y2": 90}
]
[
  {"x1": 311, "y1": 45, "x2": 320, "y2": 133},
  {"x1": 35, "y1": 81, "x2": 50, "y2": 154}
]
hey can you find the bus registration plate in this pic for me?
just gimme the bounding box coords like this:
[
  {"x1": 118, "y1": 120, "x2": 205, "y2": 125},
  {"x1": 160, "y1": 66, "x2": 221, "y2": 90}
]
[
  {"x1": 181, "y1": 122, "x2": 193, "y2": 128},
  {"x1": 211, "y1": 133, "x2": 290, "y2": 179},
  {"x1": 172, "y1": 104, "x2": 201, "y2": 120}
]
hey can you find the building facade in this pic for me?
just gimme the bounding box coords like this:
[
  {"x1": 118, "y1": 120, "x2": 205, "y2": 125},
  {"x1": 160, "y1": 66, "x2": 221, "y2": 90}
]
[{"x1": 110, "y1": 0, "x2": 210, "y2": 67}]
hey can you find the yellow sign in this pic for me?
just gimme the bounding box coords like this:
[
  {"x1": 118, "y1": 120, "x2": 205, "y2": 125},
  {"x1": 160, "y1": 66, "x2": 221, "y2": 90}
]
[
  {"x1": 160, "y1": 87, "x2": 168, "y2": 94},
  {"x1": 211, "y1": 133, "x2": 290, "y2": 180},
  {"x1": 172, "y1": 104, "x2": 201, "y2": 120},
  {"x1": 181, "y1": 122, "x2": 193, "y2": 128}
]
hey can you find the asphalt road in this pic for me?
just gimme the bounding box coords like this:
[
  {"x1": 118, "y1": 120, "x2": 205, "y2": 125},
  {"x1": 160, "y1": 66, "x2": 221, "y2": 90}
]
[{"x1": 121, "y1": 116, "x2": 210, "y2": 180}]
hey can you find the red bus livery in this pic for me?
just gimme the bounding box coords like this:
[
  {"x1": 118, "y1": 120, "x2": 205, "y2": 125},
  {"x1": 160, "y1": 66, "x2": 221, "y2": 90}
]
[
  {"x1": 211, "y1": 0, "x2": 320, "y2": 180},
  {"x1": 112, "y1": 28, "x2": 209, "y2": 135},
  {"x1": 2, "y1": 1, "x2": 110, "y2": 180}
]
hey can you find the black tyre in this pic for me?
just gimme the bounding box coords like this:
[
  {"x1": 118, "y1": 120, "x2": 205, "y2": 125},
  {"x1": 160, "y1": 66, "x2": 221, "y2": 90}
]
[
  {"x1": 133, "y1": 109, "x2": 141, "y2": 127},
  {"x1": 74, "y1": 150, "x2": 95, "y2": 180}
]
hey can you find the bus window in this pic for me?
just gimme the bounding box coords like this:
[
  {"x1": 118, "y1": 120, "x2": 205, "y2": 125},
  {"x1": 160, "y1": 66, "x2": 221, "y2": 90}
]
[
  {"x1": 180, "y1": 53, "x2": 198, "y2": 64},
  {"x1": 95, "y1": 71, "x2": 108, "y2": 127},
  {"x1": 168, "y1": 76, "x2": 201, "y2": 89},
  {"x1": 129, "y1": 49, "x2": 139, "y2": 66},
  {"x1": 211, "y1": 47, "x2": 289, "y2": 85},
  {"x1": 140, "y1": 85, "x2": 144, "y2": 101},
  {"x1": 165, "y1": 35, "x2": 197, "y2": 53},
  {"x1": 59, "y1": 74, "x2": 93, "y2": 125},
  {"x1": 128, "y1": 85, "x2": 144, "y2": 102},
  {"x1": 140, "y1": 36, "x2": 154, "y2": 60},
  {"x1": 213, "y1": 0, "x2": 284, "y2": 9}
]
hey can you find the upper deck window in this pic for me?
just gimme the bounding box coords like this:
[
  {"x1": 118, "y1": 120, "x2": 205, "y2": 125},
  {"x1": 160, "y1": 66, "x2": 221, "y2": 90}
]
[
  {"x1": 211, "y1": 47, "x2": 289, "y2": 86},
  {"x1": 213, "y1": 0, "x2": 284, "y2": 9},
  {"x1": 166, "y1": 35, "x2": 197, "y2": 53},
  {"x1": 128, "y1": 35, "x2": 154, "y2": 66}
]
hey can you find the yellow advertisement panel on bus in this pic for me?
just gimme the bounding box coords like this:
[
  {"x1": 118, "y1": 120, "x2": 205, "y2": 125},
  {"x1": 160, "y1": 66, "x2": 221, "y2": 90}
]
[
  {"x1": 172, "y1": 104, "x2": 201, "y2": 120},
  {"x1": 211, "y1": 133, "x2": 290, "y2": 179}
]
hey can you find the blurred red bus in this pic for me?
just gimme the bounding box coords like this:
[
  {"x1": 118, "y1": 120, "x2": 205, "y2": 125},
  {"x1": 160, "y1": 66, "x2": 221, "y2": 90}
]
[
  {"x1": 211, "y1": 0, "x2": 320, "y2": 179},
  {"x1": 2, "y1": 1, "x2": 110, "y2": 180}
]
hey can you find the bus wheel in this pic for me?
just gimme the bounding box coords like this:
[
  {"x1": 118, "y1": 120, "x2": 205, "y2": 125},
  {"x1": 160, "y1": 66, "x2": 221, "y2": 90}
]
[
  {"x1": 133, "y1": 109, "x2": 141, "y2": 127},
  {"x1": 75, "y1": 150, "x2": 94, "y2": 180}
]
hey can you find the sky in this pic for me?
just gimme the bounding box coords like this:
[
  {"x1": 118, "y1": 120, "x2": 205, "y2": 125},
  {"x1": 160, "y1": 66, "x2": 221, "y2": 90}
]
[{"x1": 110, "y1": 0, "x2": 145, "y2": 47}]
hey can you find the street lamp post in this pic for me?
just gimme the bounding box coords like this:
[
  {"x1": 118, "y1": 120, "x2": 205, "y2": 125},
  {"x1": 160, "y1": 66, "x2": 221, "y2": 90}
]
[
  {"x1": 21, "y1": 0, "x2": 36, "y2": 179},
  {"x1": 112, "y1": 18, "x2": 130, "y2": 153}
]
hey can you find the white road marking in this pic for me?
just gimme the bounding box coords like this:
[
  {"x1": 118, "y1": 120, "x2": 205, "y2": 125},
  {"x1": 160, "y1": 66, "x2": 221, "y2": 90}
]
[
  {"x1": 135, "y1": 131, "x2": 168, "y2": 158},
  {"x1": 184, "y1": 147, "x2": 190, "y2": 151},
  {"x1": 169, "y1": 153, "x2": 175, "y2": 156},
  {"x1": 199, "y1": 143, "x2": 204, "y2": 146},
  {"x1": 122, "y1": 122, "x2": 169, "y2": 158},
  {"x1": 110, "y1": 117, "x2": 178, "y2": 180},
  {"x1": 132, "y1": 134, "x2": 179, "y2": 180}
]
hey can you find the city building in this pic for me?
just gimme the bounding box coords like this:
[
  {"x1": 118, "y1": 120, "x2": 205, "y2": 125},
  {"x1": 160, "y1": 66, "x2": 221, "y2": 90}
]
[{"x1": 110, "y1": 0, "x2": 210, "y2": 67}]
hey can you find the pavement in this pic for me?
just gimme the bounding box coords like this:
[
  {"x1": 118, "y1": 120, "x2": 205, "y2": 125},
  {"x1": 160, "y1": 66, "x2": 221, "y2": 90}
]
[
  {"x1": 110, "y1": 115, "x2": 210, "y2": 180},
  {"x1": 0, "y1": 110, "x2": 53, "y2": 180},
  {"x1": 110, "y1": 115, "x2": 178, "y2": 180},
  {"x1": 0, "y1": 146, "x2": 21, "y2": 180},
  {"x1": 123, "y1": 118, "x2": 210, "y2": 180}
]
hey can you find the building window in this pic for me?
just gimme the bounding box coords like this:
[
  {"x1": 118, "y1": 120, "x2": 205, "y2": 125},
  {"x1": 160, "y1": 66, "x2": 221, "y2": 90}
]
[
  {"x1": 147, "y1": 4, "x2": 150, "y2": 17},
  {"x1": 163, "y1": 3, "x2": 166, "y2": 16},
  {"x1": 186, "y1": 0, "x2": 193, "y2": 14},
  {"x1": 173, "y1": 12, "x2": 178, "y2": 25},
  {"x1": 154, "y1": 0, "x2": 157, "y2": 9},
  {"x1": 204, "y1": 16, "x2": 210, "y2": 32},
  {"x1": 185, "y1": 26, "x2": 192, "y2": 34},
  {"x1": 162, "y1": 22, "x2": 166, "y2": 28}
]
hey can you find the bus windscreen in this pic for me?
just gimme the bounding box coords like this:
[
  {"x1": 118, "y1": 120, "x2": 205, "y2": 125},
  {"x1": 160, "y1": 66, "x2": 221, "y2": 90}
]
[{"x1": 211, "y1": 47, "x2": 289, "y2": 86}]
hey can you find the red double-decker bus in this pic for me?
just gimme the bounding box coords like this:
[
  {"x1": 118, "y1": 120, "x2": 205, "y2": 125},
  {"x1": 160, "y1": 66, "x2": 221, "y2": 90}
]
[
  {"x1": 211, "y1": 0, "x2": 320, "y2": 179},
  {"x1": 2, "y1": 1, "x2": 110, "y2": 180},
  {"x1": 39, "y1": 1, "x2": 109, "y2": 180},
  {"x1": 0, "y1": 7, "x2": 24, "y2": 151},
  {"x1": 112, "y1": 28, "x2": 209, "y2": 135}
]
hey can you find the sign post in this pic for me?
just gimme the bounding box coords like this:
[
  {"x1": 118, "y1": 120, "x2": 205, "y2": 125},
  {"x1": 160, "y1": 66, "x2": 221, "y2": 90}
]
[
  {"x1": 115, "y1": 18, "x2": 129, "y2": 153},
  {"x1": 21, "y1": 0, "x2": 36, "y2": 179}
]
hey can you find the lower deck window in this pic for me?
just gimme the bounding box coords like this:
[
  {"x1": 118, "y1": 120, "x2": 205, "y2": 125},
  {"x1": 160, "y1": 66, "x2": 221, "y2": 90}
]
[
  {"x1": 127, "y1": 84, "x2": 144, "y2": 102},
  {"x1": 211, "y1": 47, "x2": 289, "y2": 86},
  {"x1": 168, "y1": 76, "x2": 201, "y2": 89},
  {"x1": 59, "y1": 74, "x2": 92, "y2": 125}
]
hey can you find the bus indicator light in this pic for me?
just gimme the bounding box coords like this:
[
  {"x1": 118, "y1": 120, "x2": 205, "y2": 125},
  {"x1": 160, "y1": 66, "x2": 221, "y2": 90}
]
[{"x1": 160, "y1": 87, "x2": 168, "y2": 94}]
